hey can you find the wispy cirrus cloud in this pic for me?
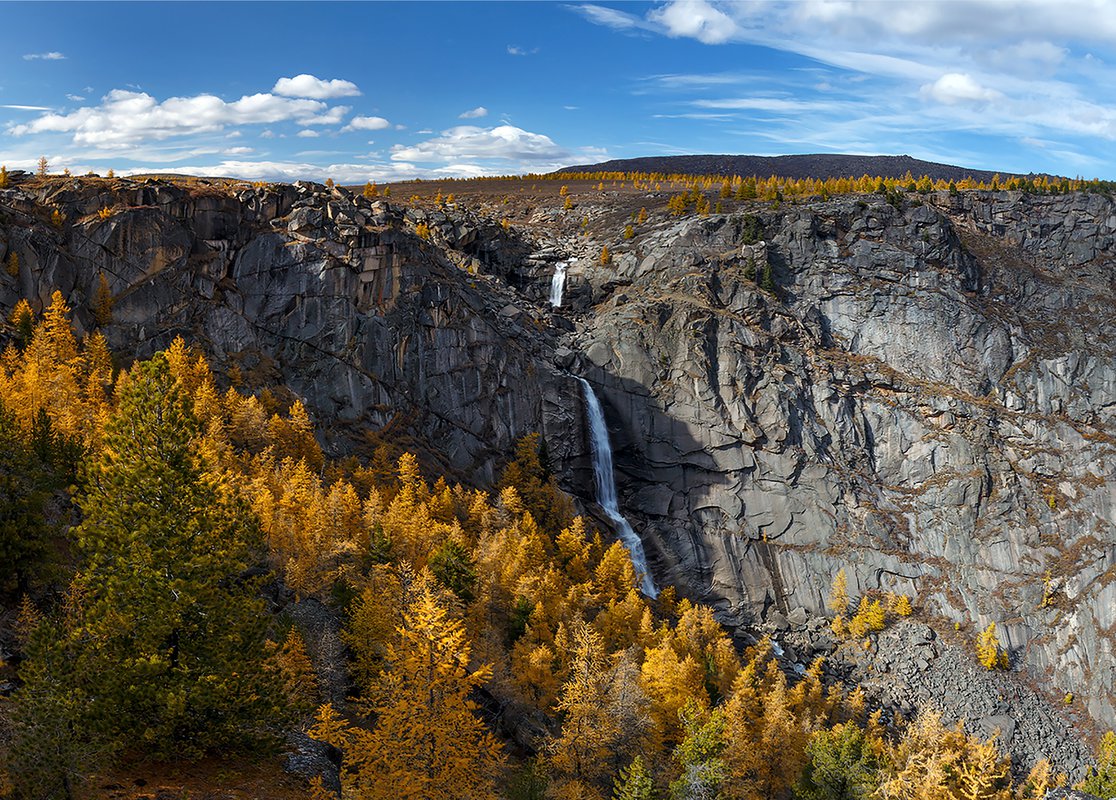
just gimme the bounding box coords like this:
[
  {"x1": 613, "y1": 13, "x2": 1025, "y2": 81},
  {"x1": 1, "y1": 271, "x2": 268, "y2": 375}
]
[
  {"x1": 578, "y1": 0, "x2": 1116, "y2": 172},
  {"x1": 23, "y1": 51, "x2": 65, "y2": 61}
]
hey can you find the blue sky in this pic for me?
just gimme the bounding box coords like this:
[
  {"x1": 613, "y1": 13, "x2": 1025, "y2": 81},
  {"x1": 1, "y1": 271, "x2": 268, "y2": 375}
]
[{"x1": 3, "y1": 1, "x2": 1116, "y2": 181}]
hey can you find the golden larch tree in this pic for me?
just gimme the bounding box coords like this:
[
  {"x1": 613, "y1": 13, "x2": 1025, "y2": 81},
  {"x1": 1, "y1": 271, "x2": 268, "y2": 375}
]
[
  {"x1": 311, "y1": 571, "x2": 502, "y2": 800},
  {"x1": 92, "y1": 273, "x2": 113, "y2": 326}
]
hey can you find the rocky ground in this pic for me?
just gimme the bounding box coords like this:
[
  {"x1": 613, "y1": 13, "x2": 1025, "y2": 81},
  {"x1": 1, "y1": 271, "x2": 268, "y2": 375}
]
[{"x1": 2, "y1": 172, "x2": 1115, "y2": 783}]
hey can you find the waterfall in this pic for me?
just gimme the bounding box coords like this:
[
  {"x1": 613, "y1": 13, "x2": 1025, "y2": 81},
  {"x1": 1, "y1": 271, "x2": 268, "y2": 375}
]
[
  {"x1": 576, "y1": 377, "x2": 658, "y2": 597},
  {"x1": 549, "y1": 261, "x2": 567, "y2": 307}
]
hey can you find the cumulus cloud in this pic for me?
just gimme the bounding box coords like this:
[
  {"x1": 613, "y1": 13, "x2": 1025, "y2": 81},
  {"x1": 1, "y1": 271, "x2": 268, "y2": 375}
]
[
  {"x1": 922, "y1": 73, "x2": 1003, "y2": 105},
  {"x1": 459, "y1": 106, "x2": 488, "y2": 119},
  {"x1": 345, "y1": 115, "x2": 391, "y2": 131},
  {"x1": 389, "y1": 125, "x2": 568, "y2": 164},
  {"x1": 299, "y1": 105, "x2": 350, "y2": 126},
  {"x1": 296, "y1": 129, "x2": 320, "y2": 138},
  {"x1": 8, "y1": 89, "x2": 340, "y2": 146},
  {"x1": 23, "y1": 52, "x2": 65, "y2": 61},
  {"x1": 66, "y1": 94, "x2": 85, "y2": 102},
  {"x1": 272, "y1": 74, "x2": 361, "y2": 99}
]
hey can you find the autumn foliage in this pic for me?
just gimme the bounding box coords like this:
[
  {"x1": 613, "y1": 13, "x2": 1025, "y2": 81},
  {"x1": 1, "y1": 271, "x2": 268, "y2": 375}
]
[{"x1": 0, "y1": 297, "x2": 1106, "y2": 799}]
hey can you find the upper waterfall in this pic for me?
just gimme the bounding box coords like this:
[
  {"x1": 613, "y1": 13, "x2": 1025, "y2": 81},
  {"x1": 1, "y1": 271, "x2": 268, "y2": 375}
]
[{"x1": 550, "y1": 261, "x2": 568, "y2": 307}]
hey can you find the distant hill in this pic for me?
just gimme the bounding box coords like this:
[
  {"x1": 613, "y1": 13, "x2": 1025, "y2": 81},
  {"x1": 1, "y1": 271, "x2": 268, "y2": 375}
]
[{"x1": 556, "y1": 153, "x2": 1017, "y2": 183}]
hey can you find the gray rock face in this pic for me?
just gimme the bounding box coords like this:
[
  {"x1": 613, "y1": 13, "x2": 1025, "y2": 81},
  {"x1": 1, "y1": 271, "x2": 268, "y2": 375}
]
[
  {"x1": 558, "y1": 192, "x2": 1116, "y2": 738},
  {"x1": 0, "y1": 179, "x2": 571, "y2": 483}
]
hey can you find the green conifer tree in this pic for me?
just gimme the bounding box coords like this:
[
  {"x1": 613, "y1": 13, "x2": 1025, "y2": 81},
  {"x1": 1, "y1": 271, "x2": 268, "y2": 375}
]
[
  {"x1": 794, "y1": 724, "x2": 881, "y2": 800},
  {"x1": 19, "y1": 354, "x2": 283, "y2": 762},
  {"x1": 614, "y1": 755, "x2": 655, "y2": 800},
  {"x1": 0, "y1": 402, "x2": 56, "y2": 595}
]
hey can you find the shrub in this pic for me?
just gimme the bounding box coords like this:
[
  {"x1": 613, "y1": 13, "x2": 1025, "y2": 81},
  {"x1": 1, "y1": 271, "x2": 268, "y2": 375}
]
[{"x1": 976, "y1": 623, "x2": 1008, "y2": 670}]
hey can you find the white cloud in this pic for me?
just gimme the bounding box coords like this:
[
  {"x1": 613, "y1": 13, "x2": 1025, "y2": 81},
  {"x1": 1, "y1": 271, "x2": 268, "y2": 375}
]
[
  {"x1": 23, "y1": 52, "x2": 65, "y2": 61},
  {"x1": 573, "y1": 4, "x2": 648, "y2": 32},
  {"x1": 260, "y1": 129, "x2": 275, "y2": 139},
  {"x1": 296, "y1": 129, "x2": 320, "y2": 138},
  {"x1": 119, "y1": 159, "x2": 425, "y2": 184},
  {"x1": 695, "y1": 97, "x2": 847, "y2": 112},
  {"x1": 8, "y1": 89, "x2": 340, "y2": 147},
  {"x1": 345, "y1": 115, "x2": 391, "y2": 131},
  {"x1": 299, "y1": 105, "x2": 350, "y2": 126},
  {"x1": 575, "y1": 0, "x2": 1116, "y2": 164},
  {"x1": 649, "y1": 0, "x2": 738, "y2": 44},
  {"x1": 224, "y1": 146, "x2": 254, "y2": 155},
  {"x1": 922, "y1": 73, "x2": 1003, "y2": 105},
  {"x1": 272, "y1": 74, "x2": 361, "y2": 99},
  {"x1": 66, "y1": 94, "x2": 85, "y2": 102},
  {"x1": 507, "y1": 45, "x2": 538, "y2": 56},
  {"x1": 1, "y1": 104, "x2": 53, "y2": 111},
  {"x1": 459, "y1": 106, "x2": 488, "y2": 119},
  {"x1": 982, "y1": 40, "x2": 1067, "y2": 73},
  {"x1": 389, "y1": 124, "x2": 569, "y2": 164}
]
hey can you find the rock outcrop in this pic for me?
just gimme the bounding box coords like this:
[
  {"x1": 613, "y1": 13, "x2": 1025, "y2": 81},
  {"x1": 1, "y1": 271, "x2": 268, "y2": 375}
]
[
  {"x1": 0, "y1": 179, "x2": 563, "y2": 482},
  {"x1": 559, "y1": 191, "x2": 1116, "y2": 749}
]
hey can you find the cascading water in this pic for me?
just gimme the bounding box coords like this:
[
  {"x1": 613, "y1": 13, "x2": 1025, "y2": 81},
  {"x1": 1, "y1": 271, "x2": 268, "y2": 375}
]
[
  {"x1": 576, "y1": 377, "x2": 658, "y2": 597},
  {"x1": 549, "y1": 261, "x2": 568, "y2": 307}
]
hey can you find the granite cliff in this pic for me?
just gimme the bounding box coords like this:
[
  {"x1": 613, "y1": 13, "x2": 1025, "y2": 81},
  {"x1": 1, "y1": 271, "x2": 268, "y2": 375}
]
[{"x1": 2, "y1": 176, "x2": 1114, "y2": 774}]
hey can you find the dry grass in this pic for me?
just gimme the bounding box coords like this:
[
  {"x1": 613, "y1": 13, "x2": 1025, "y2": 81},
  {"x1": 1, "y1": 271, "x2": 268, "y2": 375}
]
[{"x1": 82, "y1": 755, "x2": 310, "y2": 800}]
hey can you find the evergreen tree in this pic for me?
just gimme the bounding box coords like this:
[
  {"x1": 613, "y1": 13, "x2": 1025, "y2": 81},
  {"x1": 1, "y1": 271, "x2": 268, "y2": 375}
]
[
  {"x1": 6, "y1": 616, "x2": 111, "y2": 800},
  {"x1": 37, "y1": 353, "x2": 281, "y2": 759},
  {"x1": 761, "y1": 262, "x2": 775, "y2": 293},
  {"x1": 0, "y1": 402, "x2": 57, "y2": 595},
  {"x1": 669, "y1": 702, "x2": 725, "y2": 800},
  {"x1": 1080, "y1": 731, "x2": 1116, "y2": 798},
  {"x1": 429, "y1": 538, "x2": 477, "y2": 603},
  {"x1": 614, "y1": 755, "x2": 655, "y2": 800},
  {"x1": 794, "y1": 724, "x2": 881, "y2": 800}
]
